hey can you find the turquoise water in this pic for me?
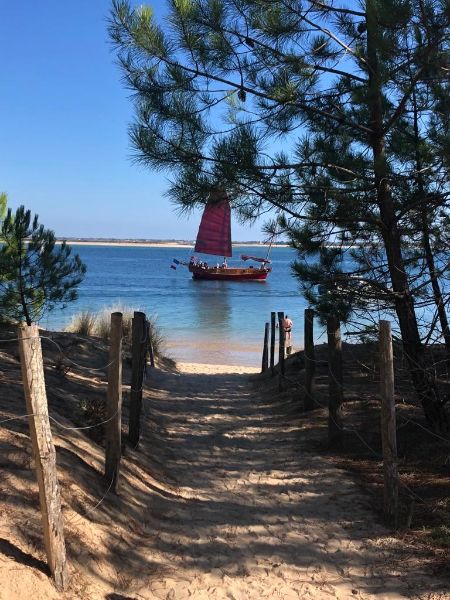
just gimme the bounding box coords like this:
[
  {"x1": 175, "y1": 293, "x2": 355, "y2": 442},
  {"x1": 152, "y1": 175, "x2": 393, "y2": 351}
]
[{"x1": 43, "y1": 245, "x2": 318, "y2": 366}]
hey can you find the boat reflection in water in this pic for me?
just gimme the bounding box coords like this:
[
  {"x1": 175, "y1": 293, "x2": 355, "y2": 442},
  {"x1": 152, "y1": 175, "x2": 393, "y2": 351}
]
[{"x1": 190, "y1": 280, "x2": 232, "y2": 334}]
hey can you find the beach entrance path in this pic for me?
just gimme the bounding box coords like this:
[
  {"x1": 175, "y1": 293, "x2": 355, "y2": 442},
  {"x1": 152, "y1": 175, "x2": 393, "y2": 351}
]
[{"x1": 128, "y1": 363, "x2": 445, "y2": 600}]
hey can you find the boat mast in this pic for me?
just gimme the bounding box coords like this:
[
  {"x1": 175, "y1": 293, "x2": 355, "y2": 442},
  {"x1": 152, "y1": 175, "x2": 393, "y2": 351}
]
[{"x1": 265, "y1": 232, "x2": 276, "y2": 263}]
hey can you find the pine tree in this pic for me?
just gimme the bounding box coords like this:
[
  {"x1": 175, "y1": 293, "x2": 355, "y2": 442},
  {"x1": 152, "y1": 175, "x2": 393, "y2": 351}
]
[
  {"x1": 0, "y1": 193, "x2": 7, "y2": 221},
  {"x1": 110, "y1": 0, "x2": 450, "y2": 431},
  {"x1": 0, "y1": 206, "x2": 86, "y2": 325}
]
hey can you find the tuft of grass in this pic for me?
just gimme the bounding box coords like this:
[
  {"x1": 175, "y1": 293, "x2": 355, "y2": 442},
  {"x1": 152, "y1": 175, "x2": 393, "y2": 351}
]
[
  {"x1": 430, "y1": 525, "x2": 450, "y2": 547},
  {"x1": 147, "y1": 314, "x2": 164, "y2": 357},
  {"x1": 66, "y1": 304, "x2": 165, "y2": 357},
  {"x1": 94, "y1": 308, "x2": 114, "y2": 341},
  {"x1": 66, "y1": 310, "x2": 97, "y2": 336},
  {"x1": 94, "y1": 304, "x2": 139, "y2": 343}
]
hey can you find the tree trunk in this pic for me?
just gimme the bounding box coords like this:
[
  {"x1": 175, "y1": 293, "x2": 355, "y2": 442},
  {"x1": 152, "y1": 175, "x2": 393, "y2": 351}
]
[
  {"x1": 411, "y1": 87, "x2": 450, "y2": 355},
  {"x1": 421, "y1": 215, "x2": 450, "y2": 354},
  {"x1": 19, "y1": 288, "x2": 31, "y2": 326},
  {"x1": 366, "y1": 0, "x2": 448, "y2": 432}
]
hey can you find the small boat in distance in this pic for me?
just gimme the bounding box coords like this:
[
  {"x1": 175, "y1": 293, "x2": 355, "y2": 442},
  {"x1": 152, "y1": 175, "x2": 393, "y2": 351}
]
[{"x1": 184, "y1": 190, "x2": 272, "y2": 281}]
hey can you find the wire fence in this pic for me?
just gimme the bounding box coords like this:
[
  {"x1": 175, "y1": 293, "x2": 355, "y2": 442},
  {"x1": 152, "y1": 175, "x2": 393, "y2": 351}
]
[
  {"x1": 267, "y1": 312, "x2": 450, "y2": 524},
  {"x1": 2, "y1": 310, "x2": 449, "y2": 582},
  {"x1": 0, "y1": 315, "x2": 156, "y2": 570}
]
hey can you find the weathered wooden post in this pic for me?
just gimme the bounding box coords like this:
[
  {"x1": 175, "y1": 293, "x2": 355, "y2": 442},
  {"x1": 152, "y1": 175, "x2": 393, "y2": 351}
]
[
  {"x1": 129, "y1": 311, "x2": 146, "y2": 448},
  {"x1": 261, "y1": 322, "x2": 269, "y2": 373},
  {"x1": 147, "y1": 320, "x2": 155, "y2": 368},
  {"x1": 270, "y1": 312, "x2": 276, "y2": 374},
  {"x1": 379, "y1": 320, "x2": 398, "y2": 527},
  {"x1": 17, "y1": 324, "x2": 69, "y2": 591},
  {"x1": 304, "y1": 308, "x2": 316, "y2": 411},
  {"x1": 327, "y1": 315, "x2": 343, "y2": 447},
  {"x1": 105, "y1": 312, "x2": 123, "y2": 493},
  {"x1": 278, "y1": 311, "x2": 285, "y2": 391}
]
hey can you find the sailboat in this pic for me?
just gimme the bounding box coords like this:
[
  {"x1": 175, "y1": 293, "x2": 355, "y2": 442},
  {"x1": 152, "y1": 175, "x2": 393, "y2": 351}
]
[{"x1": 186, "y1": 190, "x2": 272, "y2": 281}]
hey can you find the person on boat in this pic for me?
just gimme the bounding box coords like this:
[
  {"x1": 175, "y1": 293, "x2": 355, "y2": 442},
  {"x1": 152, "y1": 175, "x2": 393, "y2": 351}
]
[
  {"x1": 283, "y1": 315, "x2": 293, "y2": 355},
  {"x1": 222, "y1": 258, "x2": 227, "y2": 268}
]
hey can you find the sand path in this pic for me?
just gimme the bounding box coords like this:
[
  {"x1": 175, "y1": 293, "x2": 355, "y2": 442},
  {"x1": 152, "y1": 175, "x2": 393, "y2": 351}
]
[
  {"x1": 128, "y1": 364, "x2": 446, "y2": 600},
  {"x1": 1, "y1": 357, "x2": 445, "y2": 599}
]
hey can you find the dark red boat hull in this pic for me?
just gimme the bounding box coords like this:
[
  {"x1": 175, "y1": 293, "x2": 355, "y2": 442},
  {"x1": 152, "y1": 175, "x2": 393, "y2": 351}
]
[{"x1": 189, "y1": 265, "x2": 270, "y2": 281}]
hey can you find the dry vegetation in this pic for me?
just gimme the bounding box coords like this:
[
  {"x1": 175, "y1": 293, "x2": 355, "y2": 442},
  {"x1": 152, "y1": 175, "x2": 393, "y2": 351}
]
[
  {"x1": 257, "y1": 342, "x2": 450, "y2": 561},
  {"x1": 66, "y1": 304, "x2": 164, "y2": 357}
]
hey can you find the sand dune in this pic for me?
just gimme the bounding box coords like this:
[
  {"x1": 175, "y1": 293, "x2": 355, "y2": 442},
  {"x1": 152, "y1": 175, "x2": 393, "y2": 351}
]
[{"x1": 0, "y1": 334, "x2": 447, "y2": 599}]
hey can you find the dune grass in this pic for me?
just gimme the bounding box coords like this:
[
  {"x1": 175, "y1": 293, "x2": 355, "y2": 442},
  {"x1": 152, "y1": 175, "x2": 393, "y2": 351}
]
[
  {"x1": 66, "y1": 310, "x2": 97, "y2": 337},
  {"x1": 66, "y1": 305, "x2": 164, "y2": 356}
]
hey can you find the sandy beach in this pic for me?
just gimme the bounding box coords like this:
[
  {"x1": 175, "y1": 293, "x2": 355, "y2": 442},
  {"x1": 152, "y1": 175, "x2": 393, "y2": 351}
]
[
  {"x1": 177, "y1": 361, "x2": 261, "y2": 374},
  {"x1": 56, "y1": 240, "x2": 285, "y2": 248}
]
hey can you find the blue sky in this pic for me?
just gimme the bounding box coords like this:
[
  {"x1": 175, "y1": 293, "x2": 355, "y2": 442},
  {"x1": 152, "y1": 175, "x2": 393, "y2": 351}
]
[{"x1": 0, "y1": 1, "x2": 263, "y2": 240}]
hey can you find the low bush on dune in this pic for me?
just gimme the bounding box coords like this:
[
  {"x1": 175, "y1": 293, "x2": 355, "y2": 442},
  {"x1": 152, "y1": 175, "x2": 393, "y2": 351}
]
[{"x1": 66, "y1": 305, "x2": 164, "y2": 357}]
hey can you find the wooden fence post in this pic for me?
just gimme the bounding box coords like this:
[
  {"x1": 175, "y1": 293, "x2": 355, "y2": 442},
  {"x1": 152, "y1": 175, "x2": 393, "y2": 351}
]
[
  {"x1": 379, "y1": 320, "x2": 398, "y2": 526},
  {"x1": 327, "y1": 315, "x2": 343, "y2": 447},
  {"x1": 148, "y1": 320, "x2": 155, "y2": 368},
  {"x1": 129, "y1": 311, "x2": 146, "y2": 448},
  {"x1": 17, "y1": 324, "x2": 69, "y2": 591},
  {"x1": 278, "y1": 311, "x2": 285, "y2": 391},
  {"x1": 105, "y1": 312, "x2": 123, "y2": 493},
  {"x1": 270, "y1": 312, "x2": 276, "y2": 374},
  {"x1": 261, "y1": 322, "x2": 269, "y2": 373},
  {"x1": 304, "y1": 308, "x2": 316, "y2": 411}
]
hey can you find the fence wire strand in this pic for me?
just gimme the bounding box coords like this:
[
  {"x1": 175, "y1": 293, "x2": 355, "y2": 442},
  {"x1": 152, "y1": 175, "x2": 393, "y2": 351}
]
[
  {"x1": 0, "y1": 334, "x2": 116, "y2": 371},
  {"x1": 269, "y1": 321, "x2": 449, "y2": 517}
]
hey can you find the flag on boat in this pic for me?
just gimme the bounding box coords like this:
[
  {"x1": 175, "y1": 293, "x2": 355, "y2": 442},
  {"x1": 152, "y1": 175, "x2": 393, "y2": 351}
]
[
  {"x1": 240, "y1": 254, "x2": 271, "y2": 264},
  {"x1": 170, "y1": 257, "x2": 189, "y2": 270}
]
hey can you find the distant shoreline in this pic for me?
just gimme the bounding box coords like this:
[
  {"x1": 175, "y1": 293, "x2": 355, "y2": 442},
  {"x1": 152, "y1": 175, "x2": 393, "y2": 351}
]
[{"x1": 56, "y1": 239, "x2": 289, "y2": 248}]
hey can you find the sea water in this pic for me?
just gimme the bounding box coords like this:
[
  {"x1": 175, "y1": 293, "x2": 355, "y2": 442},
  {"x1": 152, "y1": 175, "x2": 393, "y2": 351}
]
[{"x1": 43, "y1": 245, "x2": 322, "y2": 367}]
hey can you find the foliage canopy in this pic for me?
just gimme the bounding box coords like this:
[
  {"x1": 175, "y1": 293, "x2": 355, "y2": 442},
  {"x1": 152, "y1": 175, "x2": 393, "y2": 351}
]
[{"x1": 110, "y1": 0, "x2": 450, "y2": 429}]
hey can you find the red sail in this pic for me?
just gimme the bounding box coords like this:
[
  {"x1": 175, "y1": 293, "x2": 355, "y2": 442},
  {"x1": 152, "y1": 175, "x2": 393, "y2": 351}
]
[{"x1": 194, "y1": 196, "x2": 232, "y2": 257}]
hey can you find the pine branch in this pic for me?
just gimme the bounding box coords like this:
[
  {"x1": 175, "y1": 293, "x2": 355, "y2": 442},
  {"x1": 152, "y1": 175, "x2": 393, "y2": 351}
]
[{"x1": 306, "y1": 0, "x2": 366, "y2": 17}]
